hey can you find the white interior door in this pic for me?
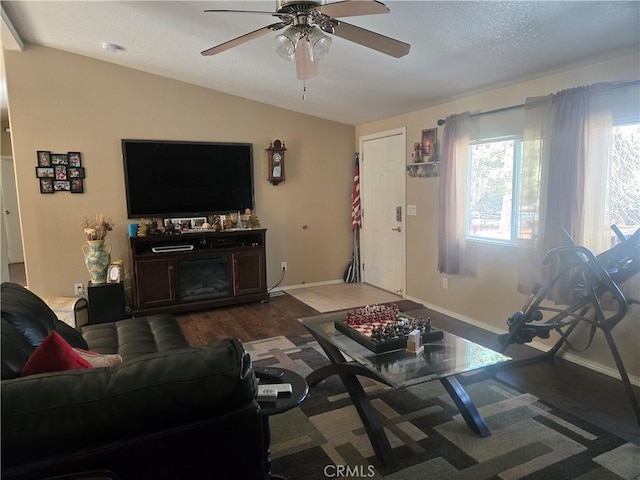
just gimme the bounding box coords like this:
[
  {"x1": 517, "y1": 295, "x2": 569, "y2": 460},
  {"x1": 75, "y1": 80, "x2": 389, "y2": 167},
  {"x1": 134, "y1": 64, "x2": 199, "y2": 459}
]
[{"x1": 359, "y1": 128, "x2": 406, "y2": 295}]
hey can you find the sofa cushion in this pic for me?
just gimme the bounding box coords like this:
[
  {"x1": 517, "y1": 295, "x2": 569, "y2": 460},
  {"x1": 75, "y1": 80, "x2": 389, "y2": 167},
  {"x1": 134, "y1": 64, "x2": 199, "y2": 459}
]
[
  {"x1": 22, "y1": 331, "x2": 92, "y2": 376},
  {"x1": 81, "y1": 314, "x2": 189, "y2": 361}
]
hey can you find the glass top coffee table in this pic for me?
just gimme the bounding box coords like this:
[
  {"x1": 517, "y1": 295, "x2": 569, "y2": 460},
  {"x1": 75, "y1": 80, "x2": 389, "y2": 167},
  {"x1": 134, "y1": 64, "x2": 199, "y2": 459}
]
[{"x1": 299, "y1": 310, "x2": 511, "y2": 468}]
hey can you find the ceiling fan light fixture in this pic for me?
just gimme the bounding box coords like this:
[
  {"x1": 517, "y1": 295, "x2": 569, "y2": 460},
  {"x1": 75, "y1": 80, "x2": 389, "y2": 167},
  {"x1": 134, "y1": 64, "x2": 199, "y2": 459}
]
[
  {"x1": 202, "y1": 1, "x2": 412, "y2": 76},
  {"x1": 275, "y1": 25, "x2": 302, "y2": 61},
  {"x1": 306, "y1": 26, "x2": 331, "y2": 62}
]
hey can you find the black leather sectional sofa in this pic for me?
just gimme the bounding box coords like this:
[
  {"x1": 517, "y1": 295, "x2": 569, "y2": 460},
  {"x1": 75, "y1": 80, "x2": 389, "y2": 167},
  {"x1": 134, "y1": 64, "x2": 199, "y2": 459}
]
[{"x1": 1, "y1": 282, "x2": 265, "y2": 480}]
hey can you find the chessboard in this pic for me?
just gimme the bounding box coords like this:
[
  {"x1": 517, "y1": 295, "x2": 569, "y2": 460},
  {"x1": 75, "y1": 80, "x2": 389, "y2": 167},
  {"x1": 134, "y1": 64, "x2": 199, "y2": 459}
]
[{"x1": 334, "y1": 304, "x2": 444, "y2": 354}]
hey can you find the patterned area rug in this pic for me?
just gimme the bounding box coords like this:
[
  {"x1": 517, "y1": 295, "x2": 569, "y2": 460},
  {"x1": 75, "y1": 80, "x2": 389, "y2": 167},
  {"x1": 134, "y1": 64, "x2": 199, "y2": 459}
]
[{"x1": 247, "y1": 334, "x2": 640, "y2": 480}]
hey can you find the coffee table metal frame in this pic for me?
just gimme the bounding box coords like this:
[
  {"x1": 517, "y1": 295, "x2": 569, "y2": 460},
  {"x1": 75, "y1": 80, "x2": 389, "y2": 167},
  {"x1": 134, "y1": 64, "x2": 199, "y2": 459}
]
[{"x1": 300, "y1": 311, "x2": 511, "y2": 468}]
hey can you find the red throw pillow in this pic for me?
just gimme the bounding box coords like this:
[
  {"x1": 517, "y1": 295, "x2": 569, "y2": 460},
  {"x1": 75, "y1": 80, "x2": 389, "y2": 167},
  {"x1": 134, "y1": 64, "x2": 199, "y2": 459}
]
[{"x1": 22, "y1": 331, "x2": 92, "y2": 376}]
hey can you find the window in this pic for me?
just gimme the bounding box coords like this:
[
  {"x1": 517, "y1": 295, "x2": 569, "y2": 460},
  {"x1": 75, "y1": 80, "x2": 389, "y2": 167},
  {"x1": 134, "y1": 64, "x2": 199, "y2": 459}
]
[
  {"x1": 467, "y1": 121, "x2": 639, "y2": 247},
  {"x1": 462, "y1": 85, "x2": 638, "y2": 253},
  {"x1": 467, "y1": 136, "x2": 522, "y2": 243},
  {"x1": 609, "y1": 121, "x2": 640, "y2": 243}
]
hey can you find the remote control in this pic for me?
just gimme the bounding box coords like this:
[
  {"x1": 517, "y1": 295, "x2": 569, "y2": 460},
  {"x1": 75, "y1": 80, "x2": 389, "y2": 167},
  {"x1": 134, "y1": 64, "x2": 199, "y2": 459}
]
[
  {"x1": 254, "y1": 366, "x2": 284, "y2": 380},
  {"x1": 257, "y1": 386, "x2": 278, "y2": 402},
  {"x1": 259, "y1": 383, "x2": 292, "y2": 395}
]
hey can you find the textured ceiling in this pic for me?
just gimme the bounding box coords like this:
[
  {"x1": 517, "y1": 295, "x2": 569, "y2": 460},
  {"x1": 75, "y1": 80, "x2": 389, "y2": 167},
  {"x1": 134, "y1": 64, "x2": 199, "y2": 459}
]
[{"x1": 2, "y1": 1, "x2": 639, "y2": 125}]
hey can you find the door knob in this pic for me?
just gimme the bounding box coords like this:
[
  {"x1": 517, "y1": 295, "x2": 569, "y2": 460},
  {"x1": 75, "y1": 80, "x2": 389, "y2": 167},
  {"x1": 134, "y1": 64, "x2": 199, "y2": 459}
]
[{"x1": 392, "y1": 226, "x2": 402, "y2": 232}]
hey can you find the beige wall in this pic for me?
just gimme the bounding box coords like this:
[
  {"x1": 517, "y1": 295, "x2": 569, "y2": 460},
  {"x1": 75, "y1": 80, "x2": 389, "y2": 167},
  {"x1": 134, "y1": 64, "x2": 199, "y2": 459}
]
[
  {"x1": 4, "y1": 45, "x2": 355, "y2": 298},
  {"x1": 357, "y1": 52, "x2": 640, "y2": 381}
]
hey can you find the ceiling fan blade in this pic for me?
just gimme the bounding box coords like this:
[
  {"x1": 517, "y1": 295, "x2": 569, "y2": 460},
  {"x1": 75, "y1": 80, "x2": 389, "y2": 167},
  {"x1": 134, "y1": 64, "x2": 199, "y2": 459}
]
[
  {"x1": 295, "y1": 42, "x2": 319, "y2": 80},
  {"x1": 315, "y1": 0, "x2": 389, "y2": 19},
  {"x1": 329, "y1": 20, "x2": 410, "y2": 58},
  {"x1": 201, "y1": 23, "x2": 288, "y2": 56},
  {"x1": 204, "y1": 9, "x2": 284, "y2": 17}
]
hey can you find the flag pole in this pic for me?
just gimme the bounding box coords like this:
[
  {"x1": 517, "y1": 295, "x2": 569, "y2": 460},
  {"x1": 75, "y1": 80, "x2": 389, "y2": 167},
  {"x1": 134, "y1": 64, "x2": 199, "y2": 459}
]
[
  {"x1": 351, "y1": 153, "x2": 361, "y2": 283},
  {"x1": 355, "y1": 227, "x2": 360, "y2": 283}
]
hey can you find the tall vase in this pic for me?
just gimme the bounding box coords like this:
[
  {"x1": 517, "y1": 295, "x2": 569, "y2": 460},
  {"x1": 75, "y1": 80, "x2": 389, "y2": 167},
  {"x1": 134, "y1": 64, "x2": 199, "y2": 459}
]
[{"x1": 82, "y1": 239, "x2": 112, "y2": 284}]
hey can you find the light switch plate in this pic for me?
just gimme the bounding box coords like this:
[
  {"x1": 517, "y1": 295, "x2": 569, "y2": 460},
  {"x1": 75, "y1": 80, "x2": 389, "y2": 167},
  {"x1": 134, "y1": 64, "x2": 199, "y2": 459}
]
[{"x1": 407, "y1": 205, "x2": 417, "y2": 216}]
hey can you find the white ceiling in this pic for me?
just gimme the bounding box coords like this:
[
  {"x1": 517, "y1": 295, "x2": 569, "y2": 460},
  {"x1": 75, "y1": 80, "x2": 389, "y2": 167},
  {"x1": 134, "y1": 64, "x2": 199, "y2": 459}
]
[{"x1": 2, "y1": 1, "x2": 639, "y2": 126}]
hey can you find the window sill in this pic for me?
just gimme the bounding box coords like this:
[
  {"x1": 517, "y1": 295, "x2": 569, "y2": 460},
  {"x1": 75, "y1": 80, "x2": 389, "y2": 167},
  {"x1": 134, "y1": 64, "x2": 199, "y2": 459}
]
[{"x1": 466, "y1": 236, "x2": 518, "y2": 248}]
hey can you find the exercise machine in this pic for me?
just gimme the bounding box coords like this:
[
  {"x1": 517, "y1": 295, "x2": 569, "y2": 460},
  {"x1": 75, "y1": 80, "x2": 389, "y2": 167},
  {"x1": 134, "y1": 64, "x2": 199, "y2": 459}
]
[{"x1": 498, "y1": 226, "x2": 640, "y2": 425}]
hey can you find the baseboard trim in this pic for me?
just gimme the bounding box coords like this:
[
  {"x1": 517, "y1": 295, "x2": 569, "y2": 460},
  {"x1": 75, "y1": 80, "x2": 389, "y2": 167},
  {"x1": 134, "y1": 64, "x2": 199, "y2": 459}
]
[
  {"x1": 405, "y1": 294, "x2": 640, "y2": 387},
  {"x1": 272, "y1": 279, "x2": 344, "y2": 293}
]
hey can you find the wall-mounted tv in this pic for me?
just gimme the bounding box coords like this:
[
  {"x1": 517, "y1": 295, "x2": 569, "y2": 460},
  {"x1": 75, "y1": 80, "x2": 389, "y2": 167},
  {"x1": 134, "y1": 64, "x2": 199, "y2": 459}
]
[{"x1": 122, "y1": 140, "x2": 255, "y2": 218}]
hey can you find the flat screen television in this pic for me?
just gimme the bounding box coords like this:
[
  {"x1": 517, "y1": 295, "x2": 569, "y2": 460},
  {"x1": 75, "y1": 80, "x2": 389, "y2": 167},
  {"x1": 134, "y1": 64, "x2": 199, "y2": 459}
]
[{"x1": 122, "y1": 139, "x2": 255, "y2": 218}]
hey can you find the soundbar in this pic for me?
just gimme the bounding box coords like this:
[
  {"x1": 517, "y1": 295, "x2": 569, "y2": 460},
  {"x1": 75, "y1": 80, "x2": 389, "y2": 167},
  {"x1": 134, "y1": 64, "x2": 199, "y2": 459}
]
[{"x1": 151, "y1": 245, "x2": 194, "y2": 253}]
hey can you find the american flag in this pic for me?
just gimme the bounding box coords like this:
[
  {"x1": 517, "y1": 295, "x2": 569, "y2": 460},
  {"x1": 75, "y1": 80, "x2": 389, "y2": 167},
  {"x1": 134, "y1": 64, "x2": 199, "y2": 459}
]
[{"x1": 352, "y1": 155, "x2": 361, "y2": 230}]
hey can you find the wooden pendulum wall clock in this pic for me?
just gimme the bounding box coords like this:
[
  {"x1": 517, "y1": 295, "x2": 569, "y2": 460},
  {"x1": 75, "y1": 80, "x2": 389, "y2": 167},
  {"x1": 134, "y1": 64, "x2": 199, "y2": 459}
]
[{"x1": 266, "y1": 140, "x2": 286, "y2": 185}]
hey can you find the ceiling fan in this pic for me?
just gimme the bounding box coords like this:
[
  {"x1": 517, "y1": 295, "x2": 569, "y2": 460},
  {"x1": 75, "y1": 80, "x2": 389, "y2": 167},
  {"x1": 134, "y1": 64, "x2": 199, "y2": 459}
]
[{"x1": 201, "y1": 0, "x2": 410, "y2": 80}]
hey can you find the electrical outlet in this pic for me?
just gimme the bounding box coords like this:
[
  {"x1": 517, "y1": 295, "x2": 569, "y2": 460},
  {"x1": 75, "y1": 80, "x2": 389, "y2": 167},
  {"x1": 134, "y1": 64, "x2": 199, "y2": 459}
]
[
  {"x1": 74, "y1": 283, "x2": 84, "y2": 295},
  {"x1": 281, "y1": 261, "x2": 287, "y2": 271},
  {"x1": 442, "y1": 277, "x2": 448, "y2": 289}
]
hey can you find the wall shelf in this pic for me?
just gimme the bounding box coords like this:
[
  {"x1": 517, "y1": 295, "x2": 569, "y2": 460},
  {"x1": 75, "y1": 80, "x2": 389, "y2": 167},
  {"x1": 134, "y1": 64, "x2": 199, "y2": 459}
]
[{"x1": 407, "y1": 162, "x2": 440, "y2": 178}]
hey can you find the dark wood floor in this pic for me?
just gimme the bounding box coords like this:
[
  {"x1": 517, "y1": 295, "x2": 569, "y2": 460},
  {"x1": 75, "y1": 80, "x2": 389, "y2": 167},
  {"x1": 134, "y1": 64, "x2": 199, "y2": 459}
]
[{"x1": 176, "y1": 293, "x2": 640, "y2": 445}]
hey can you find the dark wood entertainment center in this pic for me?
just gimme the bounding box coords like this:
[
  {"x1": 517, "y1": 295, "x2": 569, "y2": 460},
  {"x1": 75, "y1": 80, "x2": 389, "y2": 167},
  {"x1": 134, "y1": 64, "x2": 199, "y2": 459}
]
[{"x1": 129, "y1": 229, "x2": 268, "y2": 314}]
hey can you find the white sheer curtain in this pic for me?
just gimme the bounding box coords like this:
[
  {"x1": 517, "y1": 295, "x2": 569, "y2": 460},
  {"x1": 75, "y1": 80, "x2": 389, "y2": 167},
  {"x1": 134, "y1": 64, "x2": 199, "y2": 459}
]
[
  {"x1": 517, "y1": 83, "x2": 613, "y2": 295},
  {"x1": 438, "y1": 112, "x2": 470, "y2": 274}
]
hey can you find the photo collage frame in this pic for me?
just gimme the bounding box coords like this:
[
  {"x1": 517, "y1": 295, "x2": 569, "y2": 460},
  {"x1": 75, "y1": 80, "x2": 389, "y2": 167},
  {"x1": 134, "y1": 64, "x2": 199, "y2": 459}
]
[{"x1": 36, "y1": 151, "x2": 85, "y2": 193}]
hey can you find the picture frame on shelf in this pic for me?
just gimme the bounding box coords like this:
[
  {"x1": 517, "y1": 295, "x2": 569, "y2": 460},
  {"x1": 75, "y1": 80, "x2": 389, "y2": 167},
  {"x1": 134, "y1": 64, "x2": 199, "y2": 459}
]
[
  {"x1": 164, "y1": 218, "x2": 180, "y2": 230},
  {"x1": 37, "y1": 150, "x2": 51, "y2": 167},
  {"x1": 164, "y1": 217, "x2": 207, "y2": 231},
  {"x1": 39, "y1": 178, "x2": 54, "y2": 194},
  {"x1": 107, "y1": 263, "x2": 123, "y2": 284},
  {"x1": 421, "y1": 128, "x2": 437, "y2": 163},
  {"x1": 192, "y1": 217, "x2": 207, "y2": 228}
]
